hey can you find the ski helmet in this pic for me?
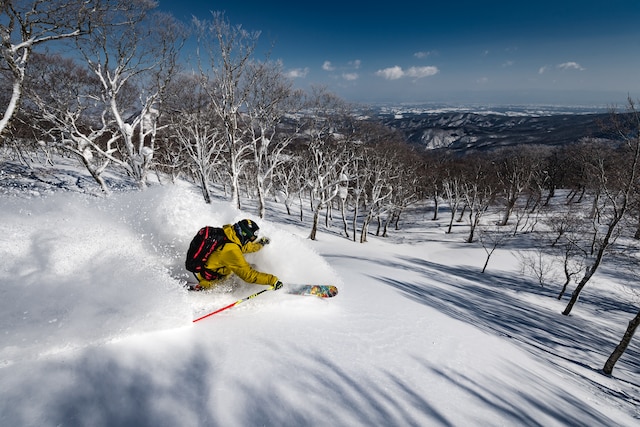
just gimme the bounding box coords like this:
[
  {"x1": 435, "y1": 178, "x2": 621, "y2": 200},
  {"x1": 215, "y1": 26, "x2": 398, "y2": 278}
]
[{"x1": 235, "y1": 219, "x2": 259, "y2": 244}]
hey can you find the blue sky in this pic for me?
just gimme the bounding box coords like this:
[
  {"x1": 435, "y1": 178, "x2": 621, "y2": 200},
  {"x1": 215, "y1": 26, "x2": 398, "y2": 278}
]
[{"x1": 157, "y1": 0, "x2": 640, "y2": 107}]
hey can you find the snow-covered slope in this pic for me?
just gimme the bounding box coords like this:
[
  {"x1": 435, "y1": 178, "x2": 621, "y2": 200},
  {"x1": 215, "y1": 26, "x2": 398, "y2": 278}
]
[{"x1": 0, "y1": 164, "x2": 638, "y2": 426}]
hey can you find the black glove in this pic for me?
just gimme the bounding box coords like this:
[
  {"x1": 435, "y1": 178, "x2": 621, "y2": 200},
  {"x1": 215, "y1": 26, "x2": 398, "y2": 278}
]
[
  {"x1": 258, "y1": 237, "x2": 271, "y2": 245},
  {"x1": 273, "y1": 281, "x2": 283, "y2": 291}
]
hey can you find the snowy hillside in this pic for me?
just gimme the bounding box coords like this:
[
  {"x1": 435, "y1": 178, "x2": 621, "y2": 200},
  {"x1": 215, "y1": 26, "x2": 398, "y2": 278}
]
[{"x1": 1, "y1": 160, "x2": 639, "y2": 426}]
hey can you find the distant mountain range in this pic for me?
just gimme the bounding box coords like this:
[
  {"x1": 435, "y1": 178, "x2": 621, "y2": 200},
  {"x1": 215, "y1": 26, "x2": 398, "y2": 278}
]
[{"x1": 366, "y1": 105, "x2": 618, "y2": 152}]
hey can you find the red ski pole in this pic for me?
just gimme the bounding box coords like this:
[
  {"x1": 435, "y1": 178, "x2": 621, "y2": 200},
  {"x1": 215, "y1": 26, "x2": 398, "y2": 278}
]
[{"x1": 193, "y1": 285, "x2": 275, "y2": 323}]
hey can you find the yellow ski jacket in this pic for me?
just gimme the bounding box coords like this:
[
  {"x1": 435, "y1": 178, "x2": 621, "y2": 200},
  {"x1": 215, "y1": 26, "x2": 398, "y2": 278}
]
[{"x1": 198, "y1": 224, "x2": 278, "y2": 289}]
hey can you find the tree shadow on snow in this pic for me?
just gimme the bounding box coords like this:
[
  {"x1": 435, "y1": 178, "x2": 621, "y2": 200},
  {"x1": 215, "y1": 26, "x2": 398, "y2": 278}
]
[
  {"x1": 378, "y1": 257, "x2": 639, "y2": 364},
  {"x1": 373, "y1": 257, "x2": 640, "y2": 409},
  {"x1": 0, "y1": 161, "x2": 138, "y2": 194},
  {"x1": 1, "y1": 340, "x2": 455, "y2": 427},
  {"x1": 422, "y1": 362, "x2": 629, "y2": 427}
]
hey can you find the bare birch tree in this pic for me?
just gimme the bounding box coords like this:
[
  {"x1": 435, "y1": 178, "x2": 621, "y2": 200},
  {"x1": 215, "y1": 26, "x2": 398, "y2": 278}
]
[
  {"x1": 194, "y1": 11, "x2": 261, "y2": 209},
  {"x1": 562, "y1": 102, "x2": 640, "y2": 315},
  {"x1": 163, "y1": 73, "x2": 225, "y2": 203},
  {"x1": 441, "y1": 156, "x2": 465, "y2": 234},
  {"x1": 357, "y1": 145, "x2": 401, "y2": 243},
  {"x1": 75, "y1": 1, "x2": 184, "y2": 189},
  {"x1": 479, "y1": 223, "x2": 512, "y2": 273},
  {"x1": 382, "y1": 159, "x2": 421, "y2": 236},
  {"x1": 494, "y1": 146, "x2": 539, "y2": 226},
  {"x1": 460, "y1": 155, "x2": 496, "y2": 243},
  {"x1": 603, "y1": 308, "x2": 640, "y2": 375},
  {"x1": 245, "y1": 59, "x2": 302, "y2": 218},
  {"x1": 544, "y1": 207, "x2": 588, "y2": 299},
  {"x1": 272, "y1": 151, "x2": 305, "y2": 217},
  {"x1": 301, "y1": 86, "x2": 353, "y2": 240},
  {"x1": 0, "y1": 0, "x2": 96, "y2": 138},
  {"x1": 24, "y1": 53, "x2": 117, "y2": 192}
]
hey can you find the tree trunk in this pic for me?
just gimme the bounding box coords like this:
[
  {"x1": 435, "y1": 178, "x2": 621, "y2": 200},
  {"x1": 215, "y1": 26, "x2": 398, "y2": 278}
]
[
  {"x1": 603, "y1": 309, "x2": 640, "y2": 375},
  {"x1": 79, "y1": 155, "x2": 110, "y2": 194},
  {"x1": 562, "y1": 271, "x2": 593, "y2": 315},
  {"x1": 457, "y1": 204, "x2": 467, "y2": 222},
  {"x1": 543, "y1": 186, "x2": 555, "y2": 206},
  {"x1": 557, "y1": 278, "x2": 571, "y2": 300},
  {"x1": 501, "y1": 195, "x2": 517, "y2": 226},
  {"x1": 298, "y1": 192, "x2": 304, "y2": 221},
  {"x1": 325, "y1": 204, "x2": 331, "y2": 227},
  {"x1": 0, "y1": 78, "x2": 24, "y2": 138},
  {"x1": 432, "y1": 194, "x2": 439, "y2": 220},
  {"x1": 360, "y1": 219, "x2": 369, "y2": 243},
  {"x1": 447, "y1": 200, "x2": 459, "y2": 234},
  {"x1": 257, "y1": 178, "x2": 266, "y2": 218},
  {"x1": 467, "y1": 210, "x2": 478, "y2": 243},
  {"x1": 394, "y1": 209, "x2": 402, "y2": 230},
  {"x1": 309, "y1": 206, "x2": 321, "y2": 240},
  {"x1": 351, "y1": 202, "x2": 359, "y2": 242},
  {"x1": 230, "y1": 154, "x2": 241, "y2": 209},
  {"x1": 481, "y1": 255, "x2": 491, "y2": 273},
  {"x1": 382, "y1": 211, "x2": 393, "y2": 237},
  {"x1": 200, "y1": 173, "x2": 211, "y2": 204},
  {"x1": 340, "y1": 198, "x2": 349, "y2": 238},
  {"x1": 557, "y1": 256, "x2": 575, "y2": 300}
]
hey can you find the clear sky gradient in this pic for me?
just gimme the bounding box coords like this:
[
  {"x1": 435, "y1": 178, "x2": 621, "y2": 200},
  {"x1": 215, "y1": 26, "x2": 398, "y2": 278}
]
[{"x1": 157, "y1": 0, "x2": 640, "y2": 107}]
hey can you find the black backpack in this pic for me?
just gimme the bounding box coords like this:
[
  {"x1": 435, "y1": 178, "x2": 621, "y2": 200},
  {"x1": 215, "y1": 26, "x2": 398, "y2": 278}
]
[{"x1": 185, "y1": 226, "x2": 229, "y2": 280}]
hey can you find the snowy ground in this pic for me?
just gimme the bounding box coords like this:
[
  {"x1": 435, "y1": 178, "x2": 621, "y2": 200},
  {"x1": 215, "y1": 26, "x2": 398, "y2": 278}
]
[{"x1": 1, "y1": 160, "x2": 639, "y2": 426}]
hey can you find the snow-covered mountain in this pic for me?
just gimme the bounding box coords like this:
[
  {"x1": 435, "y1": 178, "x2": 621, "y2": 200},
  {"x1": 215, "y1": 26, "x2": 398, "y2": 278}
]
[{"x1": 376, "y1": 108, "x2": 615, "y2": 151}]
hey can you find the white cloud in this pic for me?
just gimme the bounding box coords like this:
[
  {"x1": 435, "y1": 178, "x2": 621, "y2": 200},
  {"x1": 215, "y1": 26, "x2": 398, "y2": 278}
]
[
  {"x1": 376, "y1": 65, "x2": 405, "y2": 80},
  {"x1": 502, "y1": 60, "x2": 514, "y2": 67},
  {"x1": 285, "y1": 67, "x2": 309, "y2": 79},
  {"x1": 376, "y1": 65, "x2": 439, "y2": 80},
  {"x1": 539, "y1": 66, "x2": 549, "y2": 74},
  {"x1": 406, "y1": 66, "x2": 439, "y2": 78},
  {"x1": 342, "y1": 72, "x2": 359, "y2": 81},
  {"x1": 324, "y1": 59, "x2": 360, "y2": 72},
  {"x1": 557, "y1": 61, "x2": 585, "y2": 71},
  {"x1": 322, "y1": 61, "x2": 335, "y2": 71},
  {"x1": 414, "y1": 51, "x2": 433, "y2": 59}
]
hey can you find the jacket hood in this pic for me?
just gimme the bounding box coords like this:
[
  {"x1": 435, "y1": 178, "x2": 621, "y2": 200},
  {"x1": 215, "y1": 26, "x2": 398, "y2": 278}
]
[{"x1": 222, "y1": 224, "x2": 242, "y2": 245}]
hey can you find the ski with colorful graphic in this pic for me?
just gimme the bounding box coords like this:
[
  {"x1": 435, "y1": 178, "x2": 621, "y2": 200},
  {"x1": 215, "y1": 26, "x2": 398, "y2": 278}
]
[
  {"x1": 186, "y1": 282, "x2": 338, "y2": 298},
  {"x1": 190, "y1": 283, "x2": 338, "y2": 322},
  {"x1": 287, "y1": 284, "x2": 338, "y2": 298}
]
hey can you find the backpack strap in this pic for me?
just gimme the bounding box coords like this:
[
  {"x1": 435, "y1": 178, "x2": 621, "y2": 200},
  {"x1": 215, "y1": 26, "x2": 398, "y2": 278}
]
[{"x1": 197, "y1": 268, "x2": 224, "y2": 281}]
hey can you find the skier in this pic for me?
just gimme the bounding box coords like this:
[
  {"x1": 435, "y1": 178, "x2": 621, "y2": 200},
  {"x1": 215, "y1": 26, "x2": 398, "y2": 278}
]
[{"x1": 189, "y1": 219, "x2": 283, "y2": 292}]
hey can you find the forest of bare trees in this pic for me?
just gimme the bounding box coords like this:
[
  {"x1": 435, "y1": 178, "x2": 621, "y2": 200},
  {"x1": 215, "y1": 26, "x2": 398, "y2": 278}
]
[{"x1": 2, "y1": 0, "x2": 639, "y2": 376}]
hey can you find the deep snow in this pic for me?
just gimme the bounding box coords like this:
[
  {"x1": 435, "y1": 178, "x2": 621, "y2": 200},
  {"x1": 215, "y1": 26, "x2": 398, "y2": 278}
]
[{"x1": 1, "y1": 160, "x2": 639, "y2": 426}]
